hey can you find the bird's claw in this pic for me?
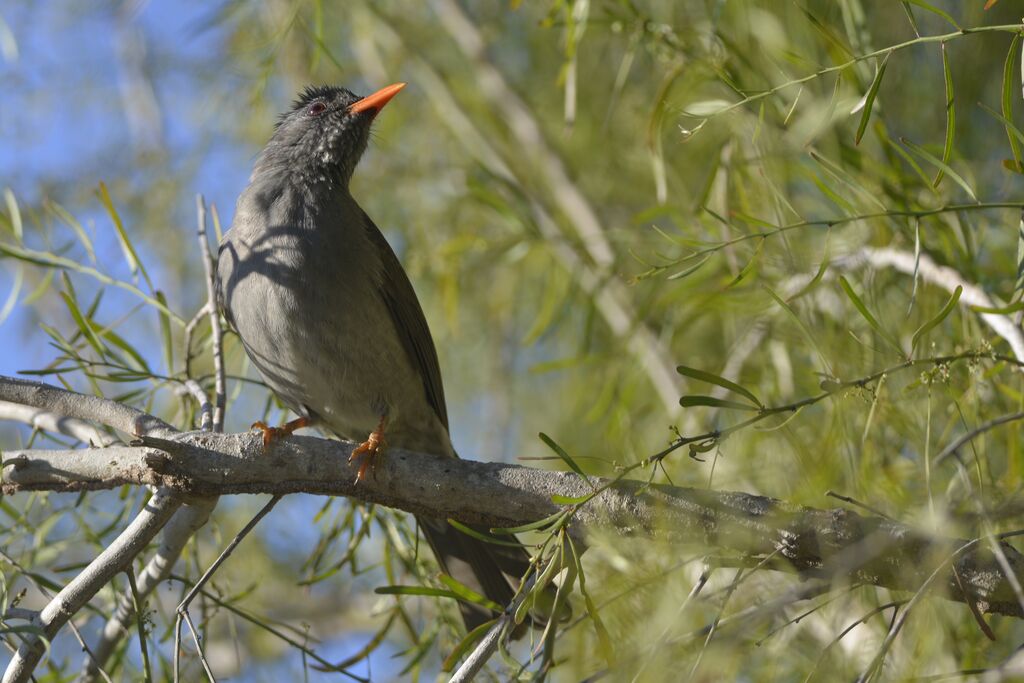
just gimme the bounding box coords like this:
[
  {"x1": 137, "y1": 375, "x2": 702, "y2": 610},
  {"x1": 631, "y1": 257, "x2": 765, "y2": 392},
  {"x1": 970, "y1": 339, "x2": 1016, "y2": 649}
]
[
  {"x1": 251, "y1": 416, "x2": 310, "y2": 449},
  {"x1": 349, "y1": 418, "x2": 386, "y2": 482}
]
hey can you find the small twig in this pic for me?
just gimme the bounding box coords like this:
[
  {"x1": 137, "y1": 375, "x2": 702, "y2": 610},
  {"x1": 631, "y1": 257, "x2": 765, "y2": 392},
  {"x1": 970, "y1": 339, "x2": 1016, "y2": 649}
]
[
  {"x1": 826, "y1": 490, "x2": 893, "y2": 520},
  {"x1": 632, "y1": 563, "x2": 710, "y2": 683},
  {"x1": 449, "y1": 617, "x2": 506, "y2": 683},
  {"x1": 174, "y1": 495, "x2": 282, "y2": 680},
  {"x1": 195, "y1": 196, "x2": 226, "y2": 433},
  {"x1": 802, "y1": 601, "x2": 904, "y2": 683},
  {"x1": 180, "y1": 609, "x2": 217, "y2": 683},
  {"x1": 933, "y1": 411, "x2": 1024, "y2": 466},
  {"x1": 180, "y1": 380, "x2": 212, "y2": 432},
  {"x1": 125, "y1": 567, "x2": 154, "y2": 683}
]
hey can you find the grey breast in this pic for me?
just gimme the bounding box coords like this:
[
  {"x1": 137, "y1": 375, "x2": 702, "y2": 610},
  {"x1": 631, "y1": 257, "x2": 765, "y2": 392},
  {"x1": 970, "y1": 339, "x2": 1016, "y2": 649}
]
[{"x1": 216, "y1": 175, "x2": 437, "y2": 445}]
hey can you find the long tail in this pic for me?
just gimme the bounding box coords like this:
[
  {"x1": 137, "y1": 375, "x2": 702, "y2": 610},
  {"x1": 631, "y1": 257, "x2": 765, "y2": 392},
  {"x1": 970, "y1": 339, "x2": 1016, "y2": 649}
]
[{"x1": 417, "y1": 516, "x2": 534, "y2": 633}]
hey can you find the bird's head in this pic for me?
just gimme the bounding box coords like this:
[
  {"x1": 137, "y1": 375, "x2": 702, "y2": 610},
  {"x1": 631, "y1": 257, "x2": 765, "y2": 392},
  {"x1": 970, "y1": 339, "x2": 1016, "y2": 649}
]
[{"x1": 255, "y1": 82, "x2": 405, "y2": 185}]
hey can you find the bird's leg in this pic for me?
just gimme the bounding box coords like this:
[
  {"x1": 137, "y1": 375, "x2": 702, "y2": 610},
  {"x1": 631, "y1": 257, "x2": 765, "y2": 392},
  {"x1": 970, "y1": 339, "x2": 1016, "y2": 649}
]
[
  {"x1": 251, "y1": 416, "x2": 310, "y2": 448},
  {"x1": 349, "y1": 415, "x2": 387, "y2": 482}
]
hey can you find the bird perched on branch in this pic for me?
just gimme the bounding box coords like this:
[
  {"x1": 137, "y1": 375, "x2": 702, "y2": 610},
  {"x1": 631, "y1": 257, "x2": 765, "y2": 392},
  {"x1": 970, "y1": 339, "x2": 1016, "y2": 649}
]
[{"x1": 216, "y1": 82, "x2": 535, "y2": 632}]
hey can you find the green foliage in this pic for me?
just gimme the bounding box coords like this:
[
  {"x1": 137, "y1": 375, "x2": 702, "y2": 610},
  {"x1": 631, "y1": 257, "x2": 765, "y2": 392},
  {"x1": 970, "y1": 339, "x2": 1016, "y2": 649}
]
[{"x1": 3, "y1": 1, "x2": 1024, "y2": 681}]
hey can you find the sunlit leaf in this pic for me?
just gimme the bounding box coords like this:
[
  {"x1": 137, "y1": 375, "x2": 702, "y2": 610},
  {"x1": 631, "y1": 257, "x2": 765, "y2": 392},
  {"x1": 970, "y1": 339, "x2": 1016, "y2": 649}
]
[
  {"x1": 852, "y1": 51, "x2": 889, "y2": 145},
  {"x1": 932, "y1": 43, "x2": 955, "y2": 186},
  {"x1": 679, "y1": 395, "x2": 760, "y2": 411},
  {"x1": 1002, "y1": 33, "x2": 1022, "y2": 173},
  {"x1": 676, "y1": 364, "x2": 763, "y2": 407},
  {"x1": 911, "y1": 285, "x2": 962, "y2": 355}
]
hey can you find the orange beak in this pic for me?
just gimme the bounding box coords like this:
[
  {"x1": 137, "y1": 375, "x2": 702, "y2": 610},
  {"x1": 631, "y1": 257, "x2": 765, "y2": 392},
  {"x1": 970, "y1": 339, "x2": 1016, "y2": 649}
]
[{"x1": 349, "y1": 82, "x2": 406, "y2": 115}]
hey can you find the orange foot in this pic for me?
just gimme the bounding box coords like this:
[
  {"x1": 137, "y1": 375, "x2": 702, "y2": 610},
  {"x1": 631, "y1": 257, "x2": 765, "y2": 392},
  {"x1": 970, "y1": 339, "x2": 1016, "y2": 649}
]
[
  {"x1": 349, "y1": 416, "x2": 387, "y2": 482},
  {"x1": 251, "y1": 416, "x2": 310, "y2": 448}
]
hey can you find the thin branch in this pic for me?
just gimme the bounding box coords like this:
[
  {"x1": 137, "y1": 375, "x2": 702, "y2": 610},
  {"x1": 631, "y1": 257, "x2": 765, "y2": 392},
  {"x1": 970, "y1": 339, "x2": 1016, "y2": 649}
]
[
  {"x1": 195, "y1": 195, "x2": 226, "y2": 432},
  {"x1": 173, "y1": 495, "x2": 281, "y2": 681},
  {"x1": 933, "y1": 411, "x2": 1024, "y2": 466},
  {"x1": 79, "y1": 498, "x2": 217, "y2": 683},
  {"x1": 179, "y1": 380, "x2": 212, "y2": 432},
  {"x1": 0, "y1": 399, "x2": 117, "y2": 446},
  {"x1": 2, "y1": 489, "x2": 181, "y2": 683},
  {"x1": 0, "y1": 376, "x2": 174, "y2": 439},
  {"x1": 125, "y1": 567, "x2": 153, "y2": 683}
]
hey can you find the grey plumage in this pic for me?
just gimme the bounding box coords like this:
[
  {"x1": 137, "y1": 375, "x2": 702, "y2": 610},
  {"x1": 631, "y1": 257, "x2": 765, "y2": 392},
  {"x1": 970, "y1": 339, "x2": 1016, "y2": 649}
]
[{"x1": 217, "y1": 84, "x2": 529, "y2": 632}]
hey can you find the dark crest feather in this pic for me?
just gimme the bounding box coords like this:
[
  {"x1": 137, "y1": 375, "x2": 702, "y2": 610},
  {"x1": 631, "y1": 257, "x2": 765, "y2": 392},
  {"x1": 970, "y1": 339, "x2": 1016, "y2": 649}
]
[{"x1": 274, "y1": 85, "x2": 357, "y2": 129}]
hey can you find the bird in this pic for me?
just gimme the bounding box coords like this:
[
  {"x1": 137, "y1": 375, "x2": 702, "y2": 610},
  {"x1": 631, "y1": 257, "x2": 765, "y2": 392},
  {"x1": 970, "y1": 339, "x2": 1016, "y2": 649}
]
[{"x1": 216, "y1": 82, "x2": 534, "y2": 633}]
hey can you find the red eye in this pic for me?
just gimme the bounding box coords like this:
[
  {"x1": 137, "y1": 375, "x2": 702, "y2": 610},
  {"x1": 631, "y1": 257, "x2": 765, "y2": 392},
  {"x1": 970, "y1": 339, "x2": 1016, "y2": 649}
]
[{"x1": 308, "y1": 101, "x2": 327, "y2": 116}]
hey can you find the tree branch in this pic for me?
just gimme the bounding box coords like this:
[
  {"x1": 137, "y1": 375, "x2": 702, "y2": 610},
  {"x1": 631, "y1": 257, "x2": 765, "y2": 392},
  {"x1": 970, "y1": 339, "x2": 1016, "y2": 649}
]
[{"x1": 4, "y1": 428, "x2": 1024, "y2": 619}]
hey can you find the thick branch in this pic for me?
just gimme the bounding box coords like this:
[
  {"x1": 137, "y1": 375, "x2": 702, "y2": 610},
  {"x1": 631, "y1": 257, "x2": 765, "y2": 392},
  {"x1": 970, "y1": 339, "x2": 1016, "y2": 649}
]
[{"x1": 4, "y1": 430, "x2": 1024, "y2": 619}]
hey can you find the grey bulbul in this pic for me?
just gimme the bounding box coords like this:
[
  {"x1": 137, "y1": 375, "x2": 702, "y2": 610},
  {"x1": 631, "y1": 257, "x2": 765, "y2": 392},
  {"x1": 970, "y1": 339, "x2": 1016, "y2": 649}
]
[{"x1": 217, "y1": 83, "x2": 532, "y2": 633}]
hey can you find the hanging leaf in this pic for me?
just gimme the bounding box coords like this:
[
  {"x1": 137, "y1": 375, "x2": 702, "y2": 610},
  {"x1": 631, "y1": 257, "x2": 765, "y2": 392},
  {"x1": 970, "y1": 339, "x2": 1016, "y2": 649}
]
[
  {"x1": 1003, "y1": 33, "x2": 1023, "y2": 173},
  {"x1": 911, "y1": 285, "x2": 962, "y2": 355},
  {"x1": 932, "y1": 43, "x2": 955, "y2": 186},
  {"x1": 96, "y1": 182, "x2": 153, "y2": 289},
  {"x1": 900, "y1": 137, "x2": 978, "y2": 202},
  {"x1": 676, "y1": 364, "x2": 763, "y2": 407},
  {"x1": 679, "y1": 395, "x2": 760, "y2": 411},
  {"x1": 539, "y1": 432, "x2": 594, "y2": 490},
  {"x1": 838, "y1": 276, "x2": 903, "y2": 354},
  {"x1": 852, "y1": 51, "x2": 890, "y2": 145}
]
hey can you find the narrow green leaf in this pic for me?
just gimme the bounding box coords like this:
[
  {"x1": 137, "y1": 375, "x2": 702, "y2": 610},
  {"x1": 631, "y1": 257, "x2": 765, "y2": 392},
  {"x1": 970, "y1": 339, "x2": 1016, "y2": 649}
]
[
  {"x1": 156, "y1": 291, "x2": 173, "y2": 375},
  {"x1": 909, "y1": 219, "x2": 922, "y2": 314},
  {"x1": 853, "y1": 51, "x2": 890, "y2": 145},
  {"x1": 96, "y1": 182, "x2": 153, "y2": 289},
  {"x1": 0, "y1": 264, "x2": 22, "y2": 325},
  {"x1": 539, "y1": 432, "x2": 593, "y2": 490},
  {"x1": 441, "y1": 619, "x2": 497, "y2": 673},
  {"x1": 59, "y1": 291, "x2": 105, "y2": 358},
  {"x1": 676, "y1": 365, "x2": 762, "y2": 407},
  {"x1": 446, "y1": 519, "x2": 531, "y2": 547},
  {"x1": 679, "y1": 395, "x2": 760, "y2": 411},
  {"x1": 96, "y1": 326, "x2": 150, "y2": 372},
  {"x1": 522, "y1": 268, "x2": 566, "y2": 345},
  {"x1": 374, "y1": 585, "x2": 501, "y2": 611},
  {"x1": 667, "y1": 254, "x2": 712, "y2": 280},
  {"x1": 45, "y1": 199, "x2": 96, "y2": 263},
  {"x1": 978, "y1": 102, "x2": 1024, "y2": 149},
  {"x1": 900, "y1": 137, "x2": 978, "y2": 202},
  {"x1": 1003, "y1": 33, "x2": 1023, "y2": 173},
  {"x1": 725, "y1": 238, "x2": 764, "y2": 288},
  {"x1": 971, "y1": 300, "x2": 1024, "y2": 314},
  {"x1": 901, "y1": 0, "x2": 960, "y2": 29},
  {"x1": 3, "y1": 188, "x2": 21, "y2": 241},
  {"x1": 1016, "y1": 210, "x2": 1024, "y2": 301},
  {"x1": 933, "y1": 43, "x2": 955, "y2": 186},
  {"x1": 763, "y1": 285, "x2": 832, "y2": 372},
  {"x1": 899, "y1": 2, "x2": 921, "y2": 36},
  {"x1": 568, "y1": 536, "x2": 613, "y2": 665},
  {"x1": 838, "y1": 276, "x2": 903, "y2": 354},
  {"x1": 788, "y1": 253, "x2": 830, "y2": 302},
  {"x1": 438, "y1": 574, "x2": 503, "y2": 610},
  {"x1": 885, "y1": 137, "x2": 939, "y2": 191},
  {"x1": 0, "y1": 242, "x2": 184, "y2": 324},
  {"x1": 550, "y1": 493, "x2": 592, "y2": 505},
  {"x1": 911, "y1": 285, "x2": 962, "y2": 354},
  {"x1": 491, "y1": 510, "x2": 568, "y2": 535}
]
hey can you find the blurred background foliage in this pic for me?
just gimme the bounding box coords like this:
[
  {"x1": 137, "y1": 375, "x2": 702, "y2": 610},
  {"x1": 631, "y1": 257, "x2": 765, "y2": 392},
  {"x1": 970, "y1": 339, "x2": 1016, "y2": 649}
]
[{"x1": 3, "y1": 0, "x2": 1024, "y2": 680}]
